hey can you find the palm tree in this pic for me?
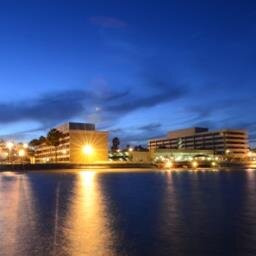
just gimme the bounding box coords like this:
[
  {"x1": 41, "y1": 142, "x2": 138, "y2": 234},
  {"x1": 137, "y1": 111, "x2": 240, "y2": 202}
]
[
  {"x1": 111, "y1": 137, "x2": 120, "y2": 152},
  {"x1": 38, "y1": 136, "x2": 47, "y2": 144},
  {"x1": 47, "y1": 129, "x2": 63, "y2": 163},
  {"x1": 28, "y1": 139, "x2": 40, "y2": 157},
  {"x1": 29, "y1": 139, "x2": 40, "y2": 148}
]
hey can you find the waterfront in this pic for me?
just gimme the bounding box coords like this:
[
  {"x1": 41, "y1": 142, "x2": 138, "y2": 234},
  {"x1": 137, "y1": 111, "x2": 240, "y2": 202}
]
[{"x1": 1, "y1": 169, "x2": 256, "y2": 256}]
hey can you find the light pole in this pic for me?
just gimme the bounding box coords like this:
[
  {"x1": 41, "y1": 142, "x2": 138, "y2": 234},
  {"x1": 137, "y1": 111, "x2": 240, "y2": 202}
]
[{"x1": 6, "y1": 142, "x2": 14, "y2": 164}]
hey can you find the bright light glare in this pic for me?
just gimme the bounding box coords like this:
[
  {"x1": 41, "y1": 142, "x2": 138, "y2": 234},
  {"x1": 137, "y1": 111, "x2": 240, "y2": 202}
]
[
  {"x1": 80, "y1": 171, "x2": 95, "y2": 186},
  {"x1": 18, "y1": 149, "x2": 26, "y2": 157},
  {"x1": 82, "y1": 145, "x2": 94, "y2": 155},
  {"x1": 248, "y1": 151, "x2": 253, "y2": 157},
  {"x1": 192, "y1": 161, "x2": 198, "y2": 168},
  {"x1": 165, "y1": 161, "x2": 173, "y2": 169},
  {"x1": 6, "y1": 142, "x2": 14, "y2": 150}
]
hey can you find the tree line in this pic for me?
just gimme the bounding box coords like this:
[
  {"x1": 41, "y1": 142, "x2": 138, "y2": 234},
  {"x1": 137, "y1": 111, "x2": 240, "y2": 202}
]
[{"x1": 29, "y1": 128, "x2": 64, "y2": 163}]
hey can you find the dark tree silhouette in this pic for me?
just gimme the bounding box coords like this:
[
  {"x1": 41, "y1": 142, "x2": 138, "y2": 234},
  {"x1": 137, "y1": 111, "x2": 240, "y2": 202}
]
[
  {"x1": 111, "y1": 137, "x2": 120, "y2": 152},
  {"x1": 29, "y1": 139, "x2": 40, "y2": 148},
  {"x1": 47, "y1": 129, "x2": 64, "y2": 163},
  {"x1": 39, "y1": 136, "x2": 47, "y2": 144}
]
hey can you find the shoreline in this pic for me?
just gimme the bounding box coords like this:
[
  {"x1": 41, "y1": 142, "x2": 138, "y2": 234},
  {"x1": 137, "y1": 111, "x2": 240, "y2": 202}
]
[
  {"x1": 0, "y1": 162, "x2": 255, "y2": 172},
  {"x1": 0, "y1": 163, "x2": 154, "y2": 172}
]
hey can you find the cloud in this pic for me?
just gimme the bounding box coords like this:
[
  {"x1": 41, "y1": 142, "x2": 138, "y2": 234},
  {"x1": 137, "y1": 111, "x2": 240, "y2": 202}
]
[
  {"x1": 105, "y1": 82, "x2": 187, "y2": 114},
  {"x1": 0, "y1": 83, "x2": 179, "y2": 128},
  {"x1": 0, "y1": 127, "x2": 45, "y2": 141},
  {"x1": 109, "y1": 128, "x2": 164, "y2": 147},
  {"x1": 0, "y1": 69, "x2": 190, "y2": 142},
  {"x1": 138, "y1": 122, "x2": 162, "y2": 131},
  {"x1": 0, "y1": 90, "x2": 89, "y2": 126},
  {"x1": 88, "y1": 16, "x2": 127, "y2": 28},
  {"x1": 108, "y1": 122, "x2": 165, "y2": 146}
]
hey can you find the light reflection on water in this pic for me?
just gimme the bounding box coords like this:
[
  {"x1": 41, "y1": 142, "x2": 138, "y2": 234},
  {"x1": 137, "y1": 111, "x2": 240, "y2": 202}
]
[
  {"x1": 0, "y1": 169, "x2": 256, "y2": 256},
  {"x1": 64, "y1": 171, "x2": 116, "y2": 256}
]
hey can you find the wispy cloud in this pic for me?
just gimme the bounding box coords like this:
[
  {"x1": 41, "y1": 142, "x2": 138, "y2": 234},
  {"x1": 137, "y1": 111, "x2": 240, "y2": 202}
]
[
  {"x1": 0, "y1": 82, "x2": 186, "y2": 126},
  {"x1": 108, "y1": 123, "x2": 165, "y2": 146},
  {"x1": 0, "y1": 90, "x2": 90, "y2": 126},
  {"x1": 88, "y1": 16, "x2": 127, "y2": 28},
  {"x1": 0, "y1": 73, "x2": 189, "y2": 141},
  {"x1": 138, "y1": 123, "x2": 162, "y2": 132}
]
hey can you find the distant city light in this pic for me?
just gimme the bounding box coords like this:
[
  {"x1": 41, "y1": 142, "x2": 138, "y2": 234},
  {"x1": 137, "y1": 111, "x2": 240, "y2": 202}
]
[{"x1": 226, "y1": 149, "x2": 230, "y2": 154}]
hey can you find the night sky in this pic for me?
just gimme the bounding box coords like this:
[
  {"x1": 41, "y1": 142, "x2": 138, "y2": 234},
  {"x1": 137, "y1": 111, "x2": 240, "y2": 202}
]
[{"x1": 0, "y1": 0, "x2": 256, "y2": 146}]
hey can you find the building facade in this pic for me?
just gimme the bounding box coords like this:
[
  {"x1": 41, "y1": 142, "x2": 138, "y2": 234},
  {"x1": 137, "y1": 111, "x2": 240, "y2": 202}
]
[
  {"x1": 149, "y1": 127, "x2": 249, "y2": 158},
  {"x1": 35, "y1": 122, "x2": 109, "y2": 163},
  {"x1": 152, "y1": 148, "x2": 215, "y2": 162}
]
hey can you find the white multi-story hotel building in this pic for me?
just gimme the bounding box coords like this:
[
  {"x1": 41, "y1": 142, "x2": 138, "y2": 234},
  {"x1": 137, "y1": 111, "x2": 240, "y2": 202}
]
[{"x1": 149, "y1": 127, "x2": 249, "y2": 158}]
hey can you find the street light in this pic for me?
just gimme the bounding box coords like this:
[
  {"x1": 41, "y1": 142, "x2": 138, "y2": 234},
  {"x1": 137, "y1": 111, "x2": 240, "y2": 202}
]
[
  {"x1": 6, "y1": 141, "x2": 14, "y2": 150},
  {"x1": 23, "y1": 143, "x2": 28, "y2": 149},
  {"x1": 165, "y1": 160, "x2": 173, "y2": 169},
  {"x1": 18, "y1": 149, "x2": 26, "y2": 157},
  {"x1": 6, "y1": 141, "x2": 14, "y2": 164},
  {"x1": 18, "y1": 149, "x2": 26, "y2": 164},
  {"x1": 192, "y1": 161, "x2": 198, "y2": 169}
]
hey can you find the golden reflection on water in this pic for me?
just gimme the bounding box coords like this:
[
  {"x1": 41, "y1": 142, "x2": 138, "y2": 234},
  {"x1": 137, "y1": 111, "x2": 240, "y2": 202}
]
[
  {"x1": 64, "y1": 171, "x2": 116, "y2": 256},
  {"x1": 0, "y1": 173, "x2": 37, "y2": 256}
]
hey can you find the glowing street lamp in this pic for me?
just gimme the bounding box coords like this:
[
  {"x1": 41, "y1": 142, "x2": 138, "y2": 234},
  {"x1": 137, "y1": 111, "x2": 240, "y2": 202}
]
[
  {"x1": 18, "y1": 149, "x2": 26, "y2": 164},
  {"x1": 23, "y1": 143, "x2": 28, "y2": 149},
  {"x1": 18, "y1": 149, "x2": 26, "y2": 157},
  {"x1": 164, "y1": 160, "x2": 173, "y2": 169},
  {"x1": 192, "y1": 161, "x2": 198, "y2": 169},
  {"x1": 248, "y1": 151, "x2": 253, "y2": 157},
  {"x1": 6, "y1": 141, "x2": 14, "y2": 164},
  {"x1": 6, "y1": 141, "x2": 14, "y2": 150}
]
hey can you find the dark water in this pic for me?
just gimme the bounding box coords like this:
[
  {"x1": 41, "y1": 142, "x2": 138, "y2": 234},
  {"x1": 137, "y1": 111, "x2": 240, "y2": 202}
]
[{"x1": 1, "y1": 169, "x2": 256, "y2": 256}]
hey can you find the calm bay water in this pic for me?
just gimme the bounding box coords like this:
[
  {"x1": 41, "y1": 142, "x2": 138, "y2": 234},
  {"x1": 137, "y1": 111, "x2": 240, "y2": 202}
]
[{"x1": 1, "y1": 169, "x2": 256, "y2": 256}]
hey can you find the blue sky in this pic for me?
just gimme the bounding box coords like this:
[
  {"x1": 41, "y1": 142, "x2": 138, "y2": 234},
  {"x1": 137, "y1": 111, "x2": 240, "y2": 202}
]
[{"x1": 0, "y1": 0, "x2": 256, "y2": 146}]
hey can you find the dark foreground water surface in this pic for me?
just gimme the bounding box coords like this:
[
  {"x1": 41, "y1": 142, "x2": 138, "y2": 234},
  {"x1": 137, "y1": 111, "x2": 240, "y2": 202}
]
[{"x1": 1, "y1": 169, "x2": 256, "y2": 256}]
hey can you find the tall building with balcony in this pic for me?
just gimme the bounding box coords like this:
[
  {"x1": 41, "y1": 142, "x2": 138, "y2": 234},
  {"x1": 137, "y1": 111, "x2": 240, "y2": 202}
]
[
  {"x1": 35, "y1": 122, "x2": 109, "y2": 163},
  {"x1": 148, "y1": 127, "x2": 249, "y2": 158}
]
